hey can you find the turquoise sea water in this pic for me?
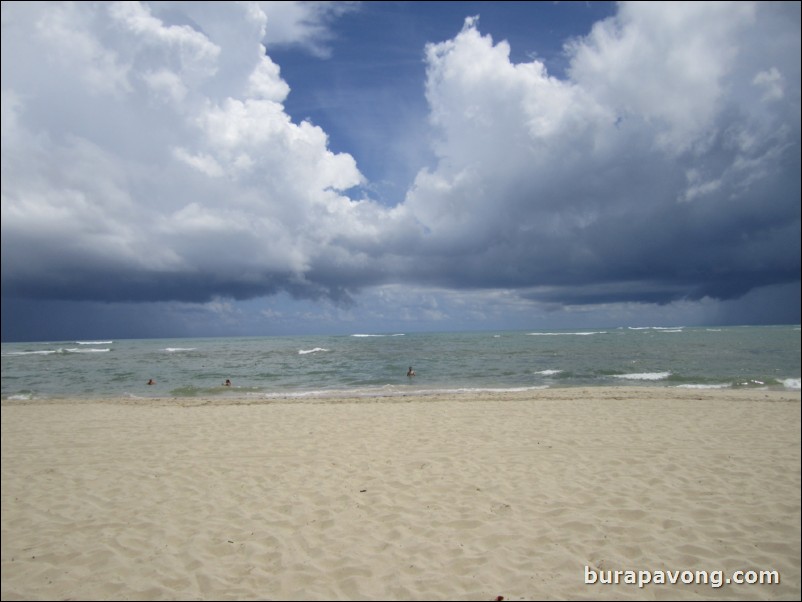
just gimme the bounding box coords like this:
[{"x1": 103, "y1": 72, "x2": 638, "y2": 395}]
[{"x1": 2, "y1": 326, "x2": 800, "y2": 401}]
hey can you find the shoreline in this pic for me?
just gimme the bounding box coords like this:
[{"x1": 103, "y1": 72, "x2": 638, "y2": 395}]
[
  {"x1": 4, "y1": 385, "x2": 800, "y2": 407},
  {"x1": 2, "y1": 388, "x2": 800, "y2": 600}
]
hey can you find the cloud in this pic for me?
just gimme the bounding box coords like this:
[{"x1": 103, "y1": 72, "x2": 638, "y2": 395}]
[
  {"x1": 2, "y1": 1, "x2": 370, "y2": 305},
  {"x1": 567, "y1": 1, "x2": 756, "y2": 152},
  {"x1": 258, "y1": 0, "x2": 359, "y2": 58},
  {"x1": 1, "y1": 1, "x2": 799, "y2": 339},
  {"x1": 398, "y1": 2, "x2": 800, "y2": 306}
]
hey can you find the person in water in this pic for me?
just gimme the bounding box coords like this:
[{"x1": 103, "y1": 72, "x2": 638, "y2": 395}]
[
  {"x1": 407, "y1": 367, "x2": 416, "y2": 377},
  {"x1": 147, "y1": 379, "x2": 156, "y2": 385},
  {"x1": 224, "y1": 379, "x2": 232, "y2": 386}
]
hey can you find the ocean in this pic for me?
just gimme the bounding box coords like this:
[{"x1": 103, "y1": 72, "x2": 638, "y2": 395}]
[{"x1": 2, "y1": 326, "x2": 800, "y2": 401}]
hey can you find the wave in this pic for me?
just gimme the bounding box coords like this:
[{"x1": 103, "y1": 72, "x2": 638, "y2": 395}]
[
  {"x1": 527, "y1": 331, "x2": 607, "y2": 336},
  {"x1": 3, "y1": 348, "x2": 110, "y2": 356},
  {"x1": 612, "y1": 371, "x2": 672, "y2": 381},
  {"x1": 65, "y1": 348, "x2": 111, "y2": 353},
  {"x1": 535, "y1": 369, "x2": 563, "y2": 376},
  {"x1": 351, "y1": 333, "x2": 405, "y2": 337},
  {"x1": 423, "y1": 386, "x2": 551, "y2": 394},
  {"x1": 163, "y1": 347, "x2": 197, "y2": 352},
  {"x1": 76, "y1": 340, "x2": 113, "y2": 345},
  {"x1": 628, "y1": 326, "x2": 685, "y2": 331},
  {"x1": 253, "y1": 384, "x2": 551, "y2": 400},
  {"x1": 168, "y1": 384, "x2": 264, "y2": 397},
  {"x1": 732, "y1": 378, "x2": 800, "y2": 390},
  {"x1": 298, "y1": 348, "x2": 328, "y2": 355},
  {"x1": 675, "y1": 383, "x2": 731, "y2": 389}
]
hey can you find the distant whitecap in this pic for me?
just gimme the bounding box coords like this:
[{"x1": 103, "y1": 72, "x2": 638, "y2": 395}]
[
  {"x1": 298, "y1": 348, "x2": 328, "y2": 355},
  {"x1": 527, "y1": 331, "x2": 607, "y2": 336},
  {"x1": 351, "y1": 333, "x2": 405, "y2": 337},
  {"x1": 65, "y1": 348, "x2": 110, "y2": 353}
]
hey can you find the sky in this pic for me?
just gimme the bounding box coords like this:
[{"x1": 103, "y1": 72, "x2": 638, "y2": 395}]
[{"x1": 1, "y1": 1, "x2": 800, "y2": 342}]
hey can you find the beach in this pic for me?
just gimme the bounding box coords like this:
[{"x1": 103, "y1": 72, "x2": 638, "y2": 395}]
[{"x1": 2, "y1": 388, "x2": 800, "y2": 600}]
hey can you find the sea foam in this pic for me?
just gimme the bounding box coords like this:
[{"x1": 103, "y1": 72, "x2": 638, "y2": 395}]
[{"x1": 782, "y1": 378, "x2": 801, "y2": 390}]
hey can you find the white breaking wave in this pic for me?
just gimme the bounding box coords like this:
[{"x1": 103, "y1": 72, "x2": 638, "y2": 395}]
[
  {"x1": 351, "y1": 333, "x2": 405, "y2": 337},
  {"x1": 298, "y1": 348, "x2": 328, "y2": 355},
  {"x1": 253, "y1": 384, "x2": 551, "y2": 401},
  {"x1": 675, "y1": 383, "x2": 730, "y2": 389},
  {"x1": 781, "y1": 378, "x2": 801, "y2": 390},
  {"x1": 527, "y1": 331, "x2": 607, "y2": 336},
  {"x1": 76, "y1": 340, "x2": 113, "y2": 345},
  {"x1": 65, "y1": 348, "x2": 110, "y2": 353},
  {"x1": 164, "y1": 347, "x2": 197, "y2": 352},
  {"x1": 536, "y1": 369, "x2": 563, "y2": 376},
  {"x1": 4, "y1": 348, "x2": 109, "y2": 355},
  {"x1": 612, "y1": 372, "x2": 672, "y2": 381}
]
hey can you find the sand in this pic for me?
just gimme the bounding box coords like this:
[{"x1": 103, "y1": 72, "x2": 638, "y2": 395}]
[{"x1": 1, "y1": 387, "x2": 800, "y2": 601}]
